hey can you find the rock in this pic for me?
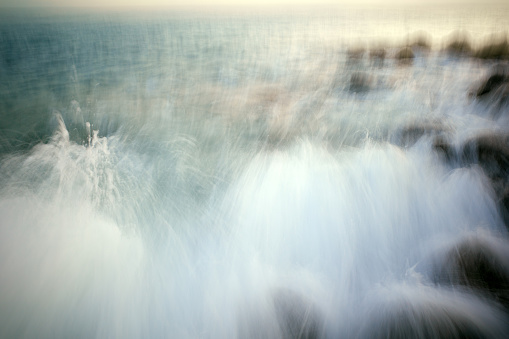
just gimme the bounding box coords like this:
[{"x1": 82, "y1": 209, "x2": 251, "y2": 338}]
[
  {"x1": 460, "y1": 134, "x2": 509, "y2": 228},
  {"x1": 476, "y1": 74, "x2": 507, "y2": 97},
  {"x1": 394, "y1": 124, "x2": 456, "y2": 164},
  {"x1": 393, "y1": 122, "x2": 457, "y2": 165},
  {"x1": 349, "y1": 72, "x2": 371, "y2": 93},
  {"x1": 461, "y1": 133, "x2": 509, "y2": 181},
  {"x1": 500, "y1": 188, "x2": 509, "y2": 229},
  {"x1": 369, "y1": 48, "x2": 386, "y2": 67},
  {"x1": 357, "y1": 284, "x2": 506, "y2": 338},
  {"x1": 272, "y1": 289, "x2": 321, "y2": 339},
  {"x1": 395, "y1": 47, "x2": 414, "y2": 64},
  {"x1": 236, "y1": 288, "x2": 320, "y2": 339},
  {"x1": 432, "y1": 136, "x2": 455, "y2": 163},
  {"x1": 446, "y1": 40, "x2": 472, "y2": 56},
  {"x1": 346, "y1": 47, "x2": 366, "y2": 67},
  {"x1": 409, "y1": 31, "x2": 432, "y2": 51},
  {"x1": 433, "y1": 234, "x2": 509, "y2": 308},
  {"x1": 347, "y1": 47, "x2": 365, "y2": 61},
  {"x1": 444, "y1": 32, "x2": 472, "y2": 56},
  {"x1": 411, "y1": 38, "x2": 431, "y2": 50},
  {"x1": 475, "y1": 36, "x2": 509, "y2": 60},
  {"x1": 491, "y1": 179, "x2": 509, "y2": 227},
  {"x1": 471, "y1": 67, "x2": 509, "y2": 114},
  {"x1": 493, "y1": 83, "x2": 509, "y2": 110},
  {"x1": 394, "y1": 122, "x2": 450, "y2": 148}
]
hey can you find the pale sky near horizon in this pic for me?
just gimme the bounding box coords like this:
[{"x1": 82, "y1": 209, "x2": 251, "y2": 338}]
[{"x1": 0, "y1": 0, "x2": 506, "y2": 8}]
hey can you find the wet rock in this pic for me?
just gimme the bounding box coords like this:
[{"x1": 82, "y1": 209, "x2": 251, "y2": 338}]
[
  {"x1": 272, "y1": 289, "x2": 321, "y2": 339},
  {"x1": 357, "y1": 284, "x2": 507, "y2": 339},
  {"x1": 444, "y1": 33, "x2": 472, "y2": 57},
  {"x1": 461, "y1": 133, "x2": 509, "y2": 181},
  {"x1": 433, "y1": 235, "x2": 509, "y2": 308},
  {"x1": 493, "y1": 83, "x2": 509, "y2": 108},
  {"x1": 487, "y1": 83, "x2": 509, "y2": 115},
  {"x1": 476, "y1": 74, "x2": 507, "y2": 97},
  {"x1": 361, "y1": 302, "x2": 492, "y2": 338},
  {"x1": 369, "y1": 48, "x2": 386, "y2": 67},
  {"x1": 471, "y1": 67, "x2": 509, "y2": 114},
  {"x1": 347, "y1": 47, "x2": 365, "y2": 61},
  {"x1": 446, "y1": 40, "x2": 472, "y2": 56},
  {"x1": 487, "y1": 178, "x2": 509, "y2": 228},
  {"x1": 432, "y1": 136, "x2": 455, "y2": 163},
  {"x1": 395, "y1": 47, "x2": 414, "y2": 64},
  {"x1": 394, "y1": 123, "x2": 457, "y2": 165},
  {"x1": 499, "y1": 187, "x2": 509, "y2": 230},
  {"x1": 410, "y1": 35, "x2": 432, "y2": 51},
  {"x1": 346, "y1": 47, "x2": 366, "y2": 68},
  {"x1": 475, "y1": 37, "x2": 509, "y2": 60},
  {"x1": 460, "y1": 133, "x2": 509, "y2": 227},
  {"x1": 349, "y1": 72, "x2": 371, "y2": 93},
  {"x1": 394, "y1": 122, "x2": 450, "y2": 148},
  {"x1": 406, "y1": 31, "x2": 432, "y2": 55}
]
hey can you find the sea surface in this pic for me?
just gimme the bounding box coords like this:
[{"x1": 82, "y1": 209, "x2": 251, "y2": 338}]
[{"x1": 1, "y1": 5, "x2": 509, "y2": 338}]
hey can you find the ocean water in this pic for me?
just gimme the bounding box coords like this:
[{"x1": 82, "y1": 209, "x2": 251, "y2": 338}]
[{"x1": 1, "y1": 5, "x2": 509, "y2": 338}]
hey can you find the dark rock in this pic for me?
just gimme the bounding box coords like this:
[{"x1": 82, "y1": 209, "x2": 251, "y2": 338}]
[
  {"x1": 362, "y1": 303, "x2": 491, "y2": 338},
  {"x1": 446, "y1": 40, "x2": 472, "y2": 56},
  {"x1": 444, "y1": 32, "x2": 472, "y2": 56},
  {"x1": 492, "y1": 83, "x2": 509, "y2": 111},
  {"x1": 395, "y1": 47, "x2": 414, "y2": 64},
  {"x1": 393, "y1": 123, "x2": 457, "y2": 164},
  {"x1": 433, "y1": 136, "x2": 455, "y2": 163},
  {"x1": 433, "y1": 235, "x2": 509, "y2": 308},
  {"x1": 409, "y1": 31, "x2": 432, "y2": 51},
  {"x1": 411, "y1": 38, "x2": 431, "y2": 50},
  {"x1": 470, "y1": 67, "x2": 509, "y2": 115},
  {"x1": 347, "y1": 47, "x2": 365, "y2": 61},
  {"x1": 369, "y1": 48, "x2": 386, "y2": 59},
  {"x1": 460, "y1": 133, "x2": 509, "y2": 228},
  {"x1": 394, "y1": 122, "x2": 450, "y2": 148},
  {"x1": 346, "y1": 47, "x2": 365, "y2": 67},
  {"x1": 272, "y1": 289, "x2": 321, "y2": 339},
  {"x1": 487, "y1": 178, "x2": 509, "y2": 228},
  {"x1": 369, "y1": 48, "x2": 386, "y2": 67},
  {"x1": 476, "y1": 74, "x2": 507, "y2": 97},
  {"x1": 500, "y1": 187, "x2": 509, "y2": 229},
  {"x1": 349, "y1": 72, "x2": 371, "y2": 93},
  {"x1": 461, "y1": 133, "x2": 509, "y2": 181},
  {"x1": 475, "y1": 37, "x2": 509, "y2": 60},
  {"x1": 357, "y1": 285, "x2": 506, "y2": 339}
]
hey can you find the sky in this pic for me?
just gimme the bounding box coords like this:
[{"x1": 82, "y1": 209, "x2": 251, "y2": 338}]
[{"x1": 0, "y1": 0, "x2": 506, "y2": 8}]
